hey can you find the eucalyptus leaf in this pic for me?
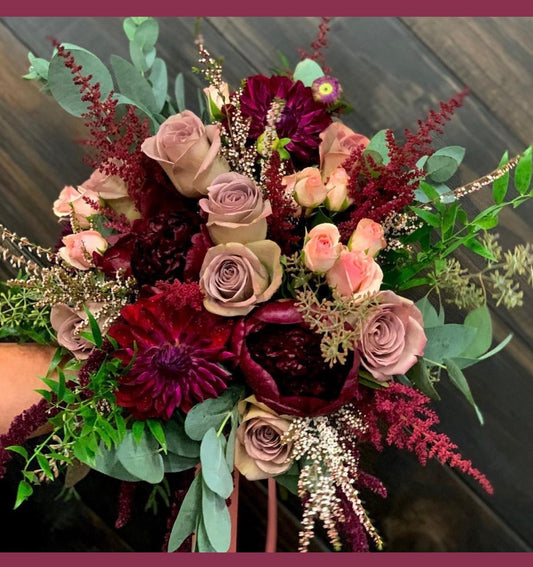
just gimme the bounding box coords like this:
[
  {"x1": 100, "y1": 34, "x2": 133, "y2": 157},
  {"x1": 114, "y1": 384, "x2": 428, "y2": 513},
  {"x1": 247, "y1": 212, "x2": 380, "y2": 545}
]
[
  {"x1": 110, "y1": 55, "x2": 158, "y2": 113},
  {"x1": 364, "y1": 129, "x2": 391, "y2": 166},
  {"x1": 461, "y1": 305, "x2": 492, "y2": 358},
  {"x1": 415, "y1": 297, "x2": 445, "y2": 328},
  {"x1": 444, "y1": 358, "x2": 484, "y2": 425},
  {"x1": 167, "y1": 474, "x2": 202, "y2": 552},
  {"x1": 293, "y1": 58, "x2": 324, "y2": 87},
  {"x1": 201, "y1": 482, "x2": 231, "y2": 552},
  {"x1": 423, "y1": 324, "x2": 476, "y2": 363},
  {"x1": 149, "y1": 58, "x2": 168, "y2": 113},
  {"x1": 133, "y1": 18, "x2": 159, "y2": 50},
  {"x1": 116, "y1": 431, "x2": 164, "y2": 484},
  {"x1": 196, "y1": 517, "x2": 217, "y2": 552},
  {"x1": 163, "y1": 453, "x2": 199, "y2": 473},
  {"x1": 477, "y1": 332, "x2": 513, "y2": 361},
  {"x1": 26, "y1": 52, "x2": 49, "y2": 80},
  {"x1": 174, "y1": 72, "x2": 186, "y2": 112},
  {"x1": 163, "y1": 419, "x2": 200, "y2": 458},
  {"x1": 200, "y1": 428, "x2": 233, "y2": 499},
  {"x1": 91, "y1": 443, "x2": 142, "y2": 481},
  {"x1": 184, "y1": 386, "x2": 243, "y2": 441},
  {"x1": 48, "y1": 44, "x2": 114, "y2": 117},
  {"x1": 407, "y1": 359, "x2": 440, "y2": 400},
  {"x1": 426, "y1": 146, "x2": 465, "y2": 183}
]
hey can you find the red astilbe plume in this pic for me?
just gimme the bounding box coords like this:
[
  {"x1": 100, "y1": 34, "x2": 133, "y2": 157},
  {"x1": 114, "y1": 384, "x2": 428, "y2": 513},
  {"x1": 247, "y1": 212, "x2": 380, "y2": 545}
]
[
  {"x1": 115, "y1": 481, "x2": 137, "y2": 529},
  {"x1": 263, "y1": 151, "x2": 303, "y2": 254},
  {"x1": 52, "y1": 42, "x2": 150, "y2": 196},
  {"x1": 359, "y1": 383, "x2": 493, "y2": 494},
  {"x1": 297, "y1": 17, "x2": 333, "y2": 75}
]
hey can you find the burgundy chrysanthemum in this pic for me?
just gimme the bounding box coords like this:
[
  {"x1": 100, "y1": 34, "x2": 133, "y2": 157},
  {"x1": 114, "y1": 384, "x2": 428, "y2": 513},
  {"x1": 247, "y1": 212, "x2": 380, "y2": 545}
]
[
  {"x1": 239, "y1": 74, "x2": 332, "y2": 164},
  {"x1": 108, "y1": 291, "x2": 234, "y2": 420}
]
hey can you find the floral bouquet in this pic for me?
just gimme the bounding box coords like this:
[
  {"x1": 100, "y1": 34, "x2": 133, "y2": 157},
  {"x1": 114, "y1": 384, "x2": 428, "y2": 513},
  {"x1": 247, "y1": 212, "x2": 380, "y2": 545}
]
[{"x1": 1, "y1": 17, "x2": 532, "y2": 553}]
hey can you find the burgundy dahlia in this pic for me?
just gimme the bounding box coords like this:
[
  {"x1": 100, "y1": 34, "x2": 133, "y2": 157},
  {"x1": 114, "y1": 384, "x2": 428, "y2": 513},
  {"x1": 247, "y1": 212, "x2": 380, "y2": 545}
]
[
  {"x1": 239, "y1": 74, "x2": 332, "y2": 164},
  {"x1": 232, "y1": 300, "x2": 360, "y2": 417},
  {"x1": 108, "y1": 293, "x2": 234, "y2": 420}
]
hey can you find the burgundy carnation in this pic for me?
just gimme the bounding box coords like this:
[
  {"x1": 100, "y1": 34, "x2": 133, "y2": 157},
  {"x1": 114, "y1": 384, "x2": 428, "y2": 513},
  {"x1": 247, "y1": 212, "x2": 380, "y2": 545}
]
[
  {"x1": 232, "y1": 300, "x2": 360, "y2": 417},
  {"x1": 239, "y1": 75, "x2": 332, "y2": 164},
  {"x1": 108, "y1": 293, "x2": 234, "y2": 420}
]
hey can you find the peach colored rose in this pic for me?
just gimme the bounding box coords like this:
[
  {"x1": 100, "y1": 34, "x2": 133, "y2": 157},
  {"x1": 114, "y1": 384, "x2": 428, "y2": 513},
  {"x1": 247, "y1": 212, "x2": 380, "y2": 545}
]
[
  {"x1": 359, "y1": 290, "x2": 427, "y2": 381},
  {"x1": 200, "y1": 240, "x2": 282, "y2": 317},
  {"x1": 234, "y1": 395, "x2": 294, "y2": 481},
  {"x1": 53, "y1": 185, "x2": 101, "y2": 228},
  {"x1": 141, "y1": 110, "x2": 229, "y2": 198},
  {"x1": 303, "y1": 223, "x2": 342, "y2": 273},
  {"x1": 282, "y1": 167, "x2": 327, "y2": 209},
  {"x1": 204, "y1": 83, "x2": 230, "y2": 118},
  {"x1": 348, "y1": 218, "x2": 387, "y2": 257},
  {"x1": 58, "y1": 230, "x2": 108, "y2": 270},
  {"x1": 326, "y1": 248, "x2": 383, "y2": 301},
  {"x1": 324, "y1": 166, "x2": 352, "y2": 212},
  {"x1": 50, "y1": 302, "x2": 103, "y2": 360},
  {"x1": 199, "y1": 172, "x2": 272, "y2": 244},
  {"x1": 319, "y1": 121, "x2": 370, "y2": 180}
]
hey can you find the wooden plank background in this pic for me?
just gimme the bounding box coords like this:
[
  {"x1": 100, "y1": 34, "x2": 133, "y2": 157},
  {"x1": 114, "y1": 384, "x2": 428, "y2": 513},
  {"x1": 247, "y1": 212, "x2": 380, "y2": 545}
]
[{"x1": 0, "y1": 17, "x2": 532, "y2": 552}]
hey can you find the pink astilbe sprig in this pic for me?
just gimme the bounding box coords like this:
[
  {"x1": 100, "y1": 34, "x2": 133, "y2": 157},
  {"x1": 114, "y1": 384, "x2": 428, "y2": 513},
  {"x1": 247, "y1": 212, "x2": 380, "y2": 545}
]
[
  {"x1": 263, "y1": 151, "x2": 303, "y2": 254},
  {"x1": 81, "y1": 193, "x2": 132, "y2": 235},
  {"x1": 114, "y1": 481, "x2": 137, "y2": 529},
  {"x1": 52, "y1": 42, "x2": 150, "y2": 195},
  {"x1": 298, "y1": 17, "x2": 333, "y2": 75},
  {"x1": 359, "y1": 383, "x2": 493, "y2": 494}
]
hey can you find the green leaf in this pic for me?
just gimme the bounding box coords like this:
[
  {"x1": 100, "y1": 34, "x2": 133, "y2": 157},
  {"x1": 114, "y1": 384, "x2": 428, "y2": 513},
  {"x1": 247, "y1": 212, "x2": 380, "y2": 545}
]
[
  {"x1": 415, "y1": 297, "x2": 443, "y2": 328},
  {"x1": 123, "y1": 18, "x2": 138, "y2": 41},
  {"x1": 407, "y1": 359, "x2": 440, "y2": 400},
  {"x1": 185, "y1": 386, "x2": 243, "y2": 441},
  {"x1": 441, "y1": 202, "x2": 459, "y2": 238},
  {"x1": 426, "y1": 146, "x2": 465, "y2": 183},
  {"x1": 110, "y1": 55, "x2": 158, "y2": 114},
  {"x1": 14, "y1": 480, "x2": 33, "y2": 509},
  {"x1": 443, "y1": 358, "x2": 484, "y2": 425},
  {"x1": 163, "y1": 453, "x2": 198, "y2": 473},
  {"x1": 410, "y1": 206, "x2": 441, "y2": 228},
  {"x1": 200, "y1": 428, "x2": 233, "y2": 499},
  {"x1": 423, "y1": 324, "x2": 476, "y2": 363},
  {"x1": 163, "y1": 419, "x2": 200, "y2": 458},
  {"x1": 225, "y1": 410, "x2": 238, "y2": 470},
  {"x1": 477, "y1": 332, "x2": 513, "y2": 361},
  {"x1": 6, "y1": 445, "x2": 28, "y2": 460},
  {"x1": 147, "y1": 419, "x2": 167, "y2": 453},
  {"x1": 116, "y1": 431, "x2": 164, "y2": 484},
  {"x1": 133, "y1": 18, "x2": 159, "y2": 50},
  {"x1": 514, "y1": 146, "x2": 532, "y2": 195},
  {"x1": 292, "y1": 58, "x2": 324, "y2": 87},
  {"x1": 174, "y1": 72, "x2": 186, "y2": 112},
  {"x1": 149, "y1": 58, "x2": 168, "y2": 113},
  {"x1": 25, "y1": 52, "x2": 49, "y2": 80},
  {"x1": 493, "y1": 151, "x2": 509, "y2": 204},
  {"x1": 363, "y1": 129, "x2": 391, "y2": 166},
  {"x1": 464, "y1": 238, "x2": 497, "y2": 261},
  {"x1": 274, "y1": 463, "x2": 300, "y2": 495},
  {"x1": 168, "y1": 474, "x2": 202, "y2": 552},
  {"x1": 113, "y1": 93, "x2": 159, "y2": 133},
  {"x1": 196, "y1": 516, "x2": 217, "y2": 553},
  {"x1": 90, "y1": 443, "x2": 141, "y2": 481},
  {"x1": 36, "y1": 454, "x2": 54, "y2": 481},
  {"x1": 132, "y1": 420, "x2": 145, "y2": 444},
  {"x1": 83, "y1": 306, "x2": 102, "y2": 348},
  {"x1": 461, "y1": 305, "x2": 492, "y2": 358},
  {"x1": 201, "y1": 481, "x2": 231, "y2": 552},
  {"x1": 48, "y1": 44, "x2": 113, "y2": 117}
]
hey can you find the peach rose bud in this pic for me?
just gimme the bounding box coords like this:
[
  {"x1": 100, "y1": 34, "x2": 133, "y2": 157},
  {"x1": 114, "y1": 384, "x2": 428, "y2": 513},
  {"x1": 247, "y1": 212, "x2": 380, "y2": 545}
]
[
  {"x1": 324, "y1": 166, "x2": 352, "y2": 212},
  {"x1": 282, "y1": 167, "x2": 327, "y2": 209},
  {"x1": 58, "y1": 230, "x2": 108, "y2": 271},
  {"x1": 53, "y1": 185, "x2": 101, "y2": 228},
  {"x1": 81, "y1": 168, "x2": 129, "y2": 200},
  {"x1": 348, "y1": 218, "x2": 387, "y2": 257},
  {"x1": 303, "y1": 223, "x2": 342, "y2": 274},
  {"x1": 319, "y1": 121, "x2": 370, "y2": 181},
  {"x1": 204, "y1": 82, "x2": 230, "y2": 119},
  {"x1": 326, "y1": 248, "x2": 383, "y2": 302},
  {"x1": 141, "y1": 110, "x2": 229, "y2": 198}
]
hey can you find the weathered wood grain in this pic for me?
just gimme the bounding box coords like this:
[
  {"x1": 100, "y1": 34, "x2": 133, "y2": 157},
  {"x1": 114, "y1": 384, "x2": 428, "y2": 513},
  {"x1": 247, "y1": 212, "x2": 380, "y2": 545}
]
[{"x1": 0, "y1": 17, "x2": 531, "y2": 552}]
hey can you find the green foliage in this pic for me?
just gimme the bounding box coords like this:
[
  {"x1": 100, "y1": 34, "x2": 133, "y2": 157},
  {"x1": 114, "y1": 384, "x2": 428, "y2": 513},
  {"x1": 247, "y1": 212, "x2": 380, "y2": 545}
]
[
  {"x1": 292, "y1": 58, "x2": 324, "y2": 86},
  {"x1": 364, "y1": 130, "x2": 391, "y2": 166}
]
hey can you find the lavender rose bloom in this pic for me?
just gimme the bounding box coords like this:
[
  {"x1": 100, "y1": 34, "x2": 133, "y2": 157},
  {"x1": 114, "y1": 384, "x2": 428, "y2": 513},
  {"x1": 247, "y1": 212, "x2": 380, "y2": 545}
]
[
  {"x1": 199, "y1": 173, "x2": 272, "y2": 244},
  {"x1": 199, "y1": 240, "x2": 282, "y2": 317},
  {"x1": 358, "y1": 290, "x2": 427, "y2": 381},
  {"x1": 234, "y1": 395, "x2": 294, "y2": 480},
  {"x1": 50, "y1": 303, "x2": 103, "y2": 360},
  {"x1": 141, "y1": 110, "x2": 229, "y2": 198},
  {"x1": 232, "y1": 300, "x2": 361, "y2": 417}
]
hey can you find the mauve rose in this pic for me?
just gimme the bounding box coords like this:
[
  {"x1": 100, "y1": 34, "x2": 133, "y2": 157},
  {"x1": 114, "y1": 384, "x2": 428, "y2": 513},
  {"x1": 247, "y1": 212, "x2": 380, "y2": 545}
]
[
  {"x1": 282, "y1": 167, "x2": 327, "y2": 209},
  {"x1": 359, "y1": 290, "x2": 427, "y2": 381},
  {"x1": 50, "y1": 303, "x2": 103, "y2": 359},
  {"x1": 326, "y1": 248, "x2": 383, "y2": 302},
  {"x1": 232, "y1": 300, "x2": 361, "y2": 417},
  {"x1": 199, "y1": 173, "x2": 272, "y2": 244},
  {"x1": 53, "y1": 185, "x2": 101, "y2": 228},
  {"x1": 58, "y1": 230, "x2": 108, "y2": 271},
  {"x1": 348, "y1": 218, "x2": 386, "y2": 257},
  {"x1": 141, "y1": 110, "x2": 229, "y2": 198},
  {"x1": 234, "y1": 395, "x2": 294, "y2": 480},
  {"x1": 319, "y1": 122, "x2": 370, "y2": 181},
  {"x1": 303, "y1": 223, "x2": 342, "y2": 273},
  {"x1": 200, "y1": 240, "x2": 282, "y2": 317}
]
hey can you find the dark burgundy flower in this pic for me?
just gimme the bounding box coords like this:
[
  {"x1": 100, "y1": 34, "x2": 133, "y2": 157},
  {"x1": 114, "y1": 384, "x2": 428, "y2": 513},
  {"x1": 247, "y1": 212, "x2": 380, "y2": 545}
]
[
  {"x1": 239, "y1": 75, "x2": 332, "y2": 164},
  {"x1": 108, "y1": 293, "x2": 234, "y2": 420},
  {"x1": 232, "y1": 300, "x2": 360, "y2": 417}
]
